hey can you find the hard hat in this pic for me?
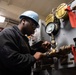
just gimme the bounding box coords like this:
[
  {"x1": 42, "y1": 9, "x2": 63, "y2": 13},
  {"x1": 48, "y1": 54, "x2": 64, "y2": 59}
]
[{"x1": 19, "y1": 10, "x2": 39, "y2": 27}]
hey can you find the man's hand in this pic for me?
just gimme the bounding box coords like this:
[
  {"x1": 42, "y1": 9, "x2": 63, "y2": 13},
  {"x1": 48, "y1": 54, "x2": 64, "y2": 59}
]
[
  {"x1": 33, "y1": 52, "x2": 45, "y2": 60},
  {"x1": 41, "y1": 41, "x2": 51, "y2": 51}
]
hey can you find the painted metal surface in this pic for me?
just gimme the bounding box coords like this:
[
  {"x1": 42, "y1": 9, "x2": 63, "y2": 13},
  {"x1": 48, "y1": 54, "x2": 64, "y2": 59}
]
[{"x1": 34, "y1": 19, "x2": 76, "y2": 75}]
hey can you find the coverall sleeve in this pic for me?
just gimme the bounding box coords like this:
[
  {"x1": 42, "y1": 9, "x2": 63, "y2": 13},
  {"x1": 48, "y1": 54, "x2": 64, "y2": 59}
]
[{"x1": 0, "y1": 42, "x2": 36, "y2": 71}]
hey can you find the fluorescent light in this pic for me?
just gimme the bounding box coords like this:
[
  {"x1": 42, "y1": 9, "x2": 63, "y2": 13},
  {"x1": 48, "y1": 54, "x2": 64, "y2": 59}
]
[{"x1": 0, "y1": 16, "x2": 5, "y2": 23}]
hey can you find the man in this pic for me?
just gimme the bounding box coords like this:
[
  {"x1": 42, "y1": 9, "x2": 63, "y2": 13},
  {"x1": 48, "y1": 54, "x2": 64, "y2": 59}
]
[{"x1": 0, "y1": 10, "x2": 51, "y2": 75}]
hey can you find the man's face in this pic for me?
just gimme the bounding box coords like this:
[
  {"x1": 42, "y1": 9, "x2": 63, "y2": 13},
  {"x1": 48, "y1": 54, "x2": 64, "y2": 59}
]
[{"x1": 22, "y1": 19, "x2": 37, "y2": 36}]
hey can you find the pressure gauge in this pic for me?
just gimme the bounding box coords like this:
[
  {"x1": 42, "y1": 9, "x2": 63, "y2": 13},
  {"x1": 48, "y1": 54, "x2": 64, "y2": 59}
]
[
  {"x1": 45, "y1": 23, "x2": 55, "y2": 34},
  {"x1": 45, "y1": 22, "x2": 60, "y2": 36}
]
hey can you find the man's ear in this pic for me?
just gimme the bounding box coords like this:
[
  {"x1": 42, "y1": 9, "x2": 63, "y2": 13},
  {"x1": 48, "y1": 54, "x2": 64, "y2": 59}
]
[{"x1": 22, "y1": 19, "x2": 25, "y2": 25}]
